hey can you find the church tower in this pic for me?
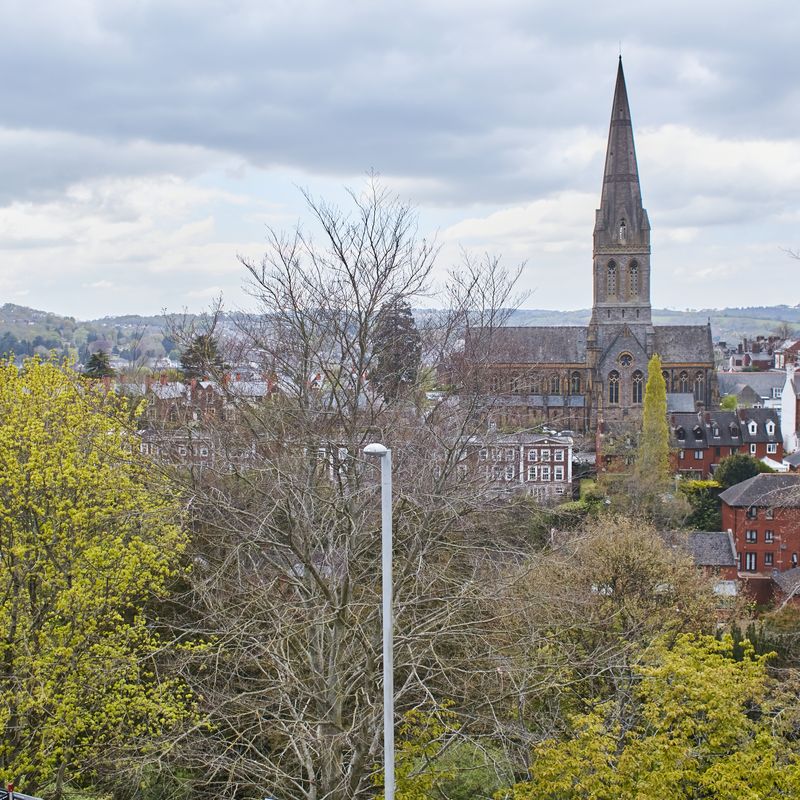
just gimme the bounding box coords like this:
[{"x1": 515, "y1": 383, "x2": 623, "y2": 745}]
[{"x1": 589, "y1": 57, "x2": 652, "y2": 328}]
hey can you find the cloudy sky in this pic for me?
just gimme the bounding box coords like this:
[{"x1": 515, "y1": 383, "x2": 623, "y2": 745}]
[{"x1": 1, "y1": 0, "x2": 799, "y2": 318}]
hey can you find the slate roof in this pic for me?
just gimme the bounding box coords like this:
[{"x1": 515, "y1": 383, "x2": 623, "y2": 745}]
[
  {"x1": 686, "y1": 531, "x2": 737, "y2": 568},
  {"x1": 784, "y1": 452, "x2": 800, "y2": 468},
  {"x1": 773, "y1": 567, "x2": 800, "y2": 596},
  {"x1": 489, "y1": 394, "x2": 586, "y2": 408},
  {"x1": 717, "y1": 370, "x2": 785, "y2": 400},
  {"x1": 667, "y1": 392, "x2": 696, "y2": 412},
  {"x1": 466, "y1": 326, "x2": 588, "y2": 364},
  {"x1": 653, "y1": 325, "x2": 714, "y2": 364},
  {"x1": 670, "y1": 409, "x2": 781, "y2": 449},
  {"x1": 718, "y1": 473, "x2": 800, "y2": 508}
]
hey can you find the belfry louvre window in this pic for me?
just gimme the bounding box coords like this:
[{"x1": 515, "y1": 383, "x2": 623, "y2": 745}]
[
  {"x1": 629, "y1": 261, "x2": 639, "y2": 297},
  {"x1": 607, "y1": 261, "x2": 617, "y2": 296},
  {"x1": 608, "y1": 371, "x2": 620, "y2": 404}
]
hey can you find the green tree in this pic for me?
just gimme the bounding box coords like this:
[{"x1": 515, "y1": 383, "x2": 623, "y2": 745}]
[
  {"x1": 679, "y1": 479, "x2": 723, "y2": 530},
  {"x1": 720, "y1": 394, "x2": 738, "y2": 410},
  {"x1": 84, "y1": 349, "x2": 115, "y2": 378},
  {"x1": 0, "y1": 358, "x2": 192, "y2": 797},
  {"x1": 180, "y1": 333, "x2": 223, "y2": 379},
  {"x1": 715, "y1": 452, "x2": 774, "y2": 488},
  {"x1": 508, "y1": 633, "x2": 800, "y2": 799},
  {"x1": 633, "y1": 354, "x2": 670, "y2": 487},
  {"x1": 370, "y1": 300, "x2": 422, "y2": 401}
]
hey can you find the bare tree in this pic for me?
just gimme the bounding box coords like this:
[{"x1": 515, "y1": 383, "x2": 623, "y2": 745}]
[{"x1": 157, "y1": 181, "x2": 535, "y2": 799}]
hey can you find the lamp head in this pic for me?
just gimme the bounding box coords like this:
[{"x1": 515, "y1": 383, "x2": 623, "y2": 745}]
[{"x1": 363, "y1": 442, "x2": 388, "y2": 457}]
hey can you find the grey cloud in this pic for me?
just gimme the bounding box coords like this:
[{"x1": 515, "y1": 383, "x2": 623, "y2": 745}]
[{"x1": 2, "y1": 0, "x2": 799, "y2": 206}]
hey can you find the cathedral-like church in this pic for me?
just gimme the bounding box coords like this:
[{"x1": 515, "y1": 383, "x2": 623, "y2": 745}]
[{"x1": 474, "y1": 58, "x2": 716, "y2": 435}]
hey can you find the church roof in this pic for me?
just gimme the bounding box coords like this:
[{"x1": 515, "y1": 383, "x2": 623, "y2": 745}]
[
  {"x1": 466, "y1": 326, "x2": 588, "y2": 365},
  {"x1": 653, "y1": 325, "x2": 714, "y2": 364}
]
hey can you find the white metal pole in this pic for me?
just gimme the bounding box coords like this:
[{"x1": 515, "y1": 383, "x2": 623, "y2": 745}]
[
  {"x1": 381, "y1": 448, "x2": 394, "y2": 800},
  {"x1": 363, "y1": 443, "x2": 395, "y2": 800}
]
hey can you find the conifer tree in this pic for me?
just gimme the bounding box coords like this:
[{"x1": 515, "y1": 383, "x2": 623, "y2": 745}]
[
  {"x1": 370, "y1": 299, "x2": 422, "y2": 401},
  {"x1": 634, "y1": 353, "x2": 670, "y2": 487},
  {"x1": 180, "y1": 333, "x2": 223, "y2": 379},
  {"x1": 84, "y1": 349, "x2": 115, "y2": 378}
]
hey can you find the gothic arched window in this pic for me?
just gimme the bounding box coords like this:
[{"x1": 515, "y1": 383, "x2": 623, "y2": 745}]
[
  {"x1": 694, "y1": 371, "x2": 705, "y2": 400},
  {"x1": 550, "y1": 374, "x2": 560, "y2": 395},
  {"x1": 632, "y1": 370, "x2": 644, "y2": 404},
  {"x1": 619, "y1": 219, "x2": 627, "y2": 243},
  {"x1": 607, "y1": 261, "x2": 617, "y2": 297},
  {"x1": 662, "y1": 370, "x2": 670, "y2": 389},
  {"x1": 629, "y1": 261, "x2": 639, "y2": 298},
  {"x1": 570, "y1": 371, "x2": 582, "y2": 395},
  {"x1": 608, "y1": 370, "x2": 620, "y2": 404},
  {"x1": 678, "y1": 370, "x2": 689, "y2": 393}
]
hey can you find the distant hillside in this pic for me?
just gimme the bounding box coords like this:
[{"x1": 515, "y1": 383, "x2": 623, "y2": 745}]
[
  {"x1": 0, "y1": 302, "x2": 798, "y2": 365},
  {"x1": 504, "y1": 306, "x2": 800, "y2": 342}
]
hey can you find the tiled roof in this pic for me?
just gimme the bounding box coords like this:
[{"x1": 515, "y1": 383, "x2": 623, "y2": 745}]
[
  {"x1": 466, "y1": 326, "x2": 588, "y2": 364},
  {"x1": 667, "y1": 392, "x2": 696, "y2": 412},
  {"x1": 717, "y1": 370, "x2": 785, "y2": 399},
  {"x1": 670, "y1": 409, "x2": 781, "y2": 449},
  {"x1": 773, "y1": 567, "x2": 800, "y2": 595},
  {"x1": 718, "y1": 473, "x2": 800, "y2": 508},
  {"x1": 686, "y1": 531, "x2": 737, "y2": 568},
  {"x1": 653, "y1": 326, "x2": 714, "y2": 363}
]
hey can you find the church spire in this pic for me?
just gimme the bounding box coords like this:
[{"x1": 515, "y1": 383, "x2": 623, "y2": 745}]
[
  {"x1": 595, "y1": 57, "x2": 649, "y2": 249},
  {"x1": 590, "y1": 59, "x2": 652, "y2": 328}
]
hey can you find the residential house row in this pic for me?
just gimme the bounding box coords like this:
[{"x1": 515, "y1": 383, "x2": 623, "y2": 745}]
[{"x1": 669, "y1": 408, "x2": 783, "y2": 479}]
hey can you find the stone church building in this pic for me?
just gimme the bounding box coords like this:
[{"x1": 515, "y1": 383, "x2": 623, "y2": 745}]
[{"x1": 472, "y1": 59, "x2": 715, "y2": 435}]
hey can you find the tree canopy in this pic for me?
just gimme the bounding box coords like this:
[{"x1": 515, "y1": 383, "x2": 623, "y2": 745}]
[
  {"x1": 715, "y1": 452, "x2": 774, "y2": 488},
  {"x1": 0, "y1": 358, "x2": 192, "y2": 798},
  {"x1": 180, "y1": 333, "x2": 223, "y2": 379},
  {"x1": 370, "y1": 299, "x2": 422, "y2": 401},
  {"x1": 634, "y1": 353, "x2": 670, "y2": 487},
  {"x1": 84, "y1": 349, "x2": 115, "y2": 378},
  {"x1": 509, "y1": 633, "x2": 800, "y2": 799}
]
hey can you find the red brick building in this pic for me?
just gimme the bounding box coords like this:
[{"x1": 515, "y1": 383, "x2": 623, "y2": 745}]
[
  {"x1": 670, "y1": 409, "x2": 783, "y2": 479},
  {"x1": 719, "y1": 474, "x2": 800, "y2": 602}
]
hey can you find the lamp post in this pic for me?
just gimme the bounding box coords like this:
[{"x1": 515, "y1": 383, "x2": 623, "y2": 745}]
[{"x1": 363, "y1": 442, "x2": 394, "y2": 800}]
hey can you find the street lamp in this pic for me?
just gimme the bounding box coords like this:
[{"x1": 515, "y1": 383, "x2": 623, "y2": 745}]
[{"x1": 363, "y1": 442, "x2": 394, "y2": 800}]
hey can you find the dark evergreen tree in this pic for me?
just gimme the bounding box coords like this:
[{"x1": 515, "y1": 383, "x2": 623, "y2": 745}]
[
  {"x1": 370, "y1": 300, "x2": 422, "y2": 401},
  {"x1": 180, "y1": 334, "x2": 224, "y2": 379},
  {"x1": 84, "y1": 350, "x2": 115, "y2": 378},
  {"x1": 715, "y1": 453, "x2": 774, "y2": 488}
]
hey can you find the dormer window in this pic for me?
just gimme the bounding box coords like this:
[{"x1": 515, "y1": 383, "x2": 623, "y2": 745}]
[
  {"x1": 676, "y1": 427, "x2": 685, "y2": 440},
  {"x1": 729, "y1": 423, "x2": 740, "y2": 437},
  {"x1": 693, "y1": 425, "x2": 703, "y2": 440},
  {"x1": 766, "y1": 421, "x2": 775, "y2": 436},
  {"x1": 712, "y1": 425, "x2": 720, "y2": 438},
  {"x1": 748, "y1": 421, "x2": 758, "y2": 436}
]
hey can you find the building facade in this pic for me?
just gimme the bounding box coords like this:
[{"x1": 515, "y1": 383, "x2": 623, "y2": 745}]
[
  {"x1": 670, "y1": 408, "x2": 783, "y2": 479},
  {"x1": 468, "y1": 59, "x2": 715, "y2": 435},
  {"x1": 719, "y1": 474, "x2": 800, "y2": 602}
]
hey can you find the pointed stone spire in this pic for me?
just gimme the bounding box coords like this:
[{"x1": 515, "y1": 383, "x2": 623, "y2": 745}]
[{"x1": 594, "y1": 57, "x2": 649, "y2": 250}]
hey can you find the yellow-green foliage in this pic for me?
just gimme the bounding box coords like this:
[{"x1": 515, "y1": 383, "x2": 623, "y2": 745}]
[
  {"x1": 374, "y1": 705, "x2": 457, "y2": 800},
  {"x1": 507, "y1": 633, "x2": 800, "y2": 799},
  {"x1": 0, "y1": 358, "x2": 191, "y2": 791},
  {"x1": 634, "y1": 353, "x2": 670, "y2": 486}
]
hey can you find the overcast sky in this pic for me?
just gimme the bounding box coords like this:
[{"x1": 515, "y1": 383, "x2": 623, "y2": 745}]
[{"x1": 1, "y1": 0, "x2": 799, "y2": 318}]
